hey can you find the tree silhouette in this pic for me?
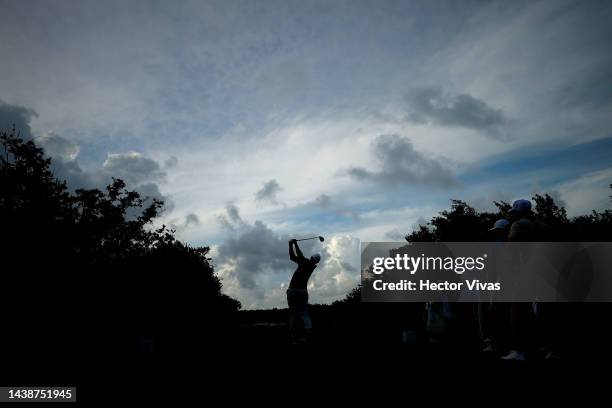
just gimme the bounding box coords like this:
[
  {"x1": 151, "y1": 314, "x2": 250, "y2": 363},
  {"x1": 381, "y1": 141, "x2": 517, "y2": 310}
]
[
  {"x1": 334, "y1": 188, "x2": 612, "y2": 346},
  {"x1": 403, "y1": 193, "x2": 611, "y2": 243},
  {"x1": 1, "y1": 127, "x2": 240, "y2": 357}
]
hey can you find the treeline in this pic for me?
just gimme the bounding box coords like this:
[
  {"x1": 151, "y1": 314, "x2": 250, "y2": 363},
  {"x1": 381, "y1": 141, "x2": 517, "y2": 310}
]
[
  {"x1": 322, "y1": 188, "x2": 612, "y2": 349},
  {"x1": 334, "y1": 191, "x2": 611, "y2": 306},
  {"x1": 404, "y1": 195, "x2": 612, "y2": 243},
  {"x1": 1, "y1": 128, "x2": 240, "y2": 358}
]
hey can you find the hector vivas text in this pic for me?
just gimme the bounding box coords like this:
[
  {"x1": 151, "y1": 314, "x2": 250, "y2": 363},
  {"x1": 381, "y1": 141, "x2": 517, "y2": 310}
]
[{"x1": 370, "y1": 253, "x2": 501, "y2": 292}]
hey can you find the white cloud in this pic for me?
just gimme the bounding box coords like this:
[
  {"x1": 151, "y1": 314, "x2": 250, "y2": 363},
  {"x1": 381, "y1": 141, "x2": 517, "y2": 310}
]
[
  {"x1": 555, "y1": 168, "x2": 612, "y2": 216},
  {"x1": 36, "y1": 132, "x2": 80, "y2": 161},
  {"x1": 308, "y1": 234, "x2": 360, "y2": 305}
]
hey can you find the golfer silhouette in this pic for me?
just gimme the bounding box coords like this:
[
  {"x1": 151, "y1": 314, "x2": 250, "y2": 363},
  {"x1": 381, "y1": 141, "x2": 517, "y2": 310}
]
[{"x1": 287, "y1": 239, "x2": 321, "y2": 344}]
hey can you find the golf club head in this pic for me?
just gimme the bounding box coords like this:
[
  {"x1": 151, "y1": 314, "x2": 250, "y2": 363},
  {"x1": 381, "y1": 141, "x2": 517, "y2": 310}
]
[{"x1": 318, "y1": 236, "x2": 324, "y2": 242}]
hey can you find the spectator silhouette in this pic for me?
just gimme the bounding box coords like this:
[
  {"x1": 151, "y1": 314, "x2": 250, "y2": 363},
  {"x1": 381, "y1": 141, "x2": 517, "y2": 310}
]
[
  {"x1": 502, "y1": 199, "x2": 557, "y2": 361},
  {"x1": 479, "y1": 218, "x2": 510, "y2": 353}
]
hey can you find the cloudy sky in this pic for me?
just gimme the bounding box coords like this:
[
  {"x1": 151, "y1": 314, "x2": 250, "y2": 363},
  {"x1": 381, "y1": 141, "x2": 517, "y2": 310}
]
[{"x1": 1, "y1": 0, "x2": 611, "y2": 308}]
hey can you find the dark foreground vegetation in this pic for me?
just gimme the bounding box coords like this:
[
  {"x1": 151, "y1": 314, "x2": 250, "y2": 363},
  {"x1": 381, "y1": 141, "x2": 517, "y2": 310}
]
[
  {"x1": 1, "y1": 128, "x2": 240, "y2": 364},
  {"x1": 2, "y1": 126, "x2": 611, "y2": 371}
]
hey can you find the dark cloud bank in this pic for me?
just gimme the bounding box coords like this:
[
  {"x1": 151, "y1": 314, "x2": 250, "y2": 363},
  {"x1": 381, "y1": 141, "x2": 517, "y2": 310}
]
[
  {"x1": 347, "y1": 134, "x2": 458, "y2": 187},
  {"x1": 216, "y1": 204, "x2": 291, "y2": 291},
  {"x1": 0, "y1": 99, "x2": 36, "y2": 139},
  {"x1": 254, "y1": 179, "x2": 282, "y2": 206},
  {"x1": 405, "y1": 86, "x2": 510, "y2": 138}
]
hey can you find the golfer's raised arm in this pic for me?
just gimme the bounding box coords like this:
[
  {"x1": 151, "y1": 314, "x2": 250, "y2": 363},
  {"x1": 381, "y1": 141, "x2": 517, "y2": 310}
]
[
  {"x1": 289, "y1": 239, "x2": 300, "y2": 263},
  {"x1": 293, "y1": 240, "x2": 306, "y2": 260}
]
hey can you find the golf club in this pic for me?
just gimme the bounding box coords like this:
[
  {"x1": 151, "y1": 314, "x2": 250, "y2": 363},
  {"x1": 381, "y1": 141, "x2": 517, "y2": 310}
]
[{"x1": 295, "y1": 236, "x2": 324, "y2": 242}]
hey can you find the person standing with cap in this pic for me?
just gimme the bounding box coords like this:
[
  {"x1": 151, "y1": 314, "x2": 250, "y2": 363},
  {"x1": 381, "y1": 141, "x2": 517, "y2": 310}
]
[
  {"x1": 490, "y1": 218, "x2": 510, "y2": 242},
  {"x1": 507, "y1": 199, "x2": 557, "y2": 242},
  {"x1": 502, "y1": 199, "x2": 557, "y2": 361},
  {"x1": 480, "y1": 218, "x2": 511, "y2": 353}
]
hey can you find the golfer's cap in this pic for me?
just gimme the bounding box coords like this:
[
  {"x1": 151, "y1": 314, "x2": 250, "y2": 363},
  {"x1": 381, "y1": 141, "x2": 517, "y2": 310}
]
[
  {"x1": 489, "y1": 219, "x2": 510, "y2": 231},
  {"x1": 509, "y1": 199, "x2": 532, "y2": 214},
  {"x1": 311, "y1": 253, "x2": 321, "y2": 263}
]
